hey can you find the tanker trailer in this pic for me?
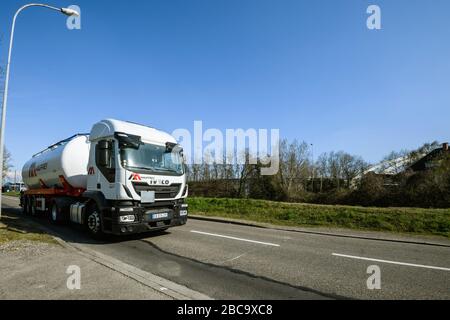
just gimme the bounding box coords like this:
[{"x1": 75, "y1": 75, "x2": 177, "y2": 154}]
[
  {"x1": 22, "y1": 134, "x2": 90, "y2": 191},
  {"x1": 21, "y1": 119, "x2": 189, "y2": 238}
]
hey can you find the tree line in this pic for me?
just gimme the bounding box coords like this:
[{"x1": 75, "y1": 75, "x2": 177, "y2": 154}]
[{"x1": 187, "y1": 140, "x2": 450, "y2": 208}]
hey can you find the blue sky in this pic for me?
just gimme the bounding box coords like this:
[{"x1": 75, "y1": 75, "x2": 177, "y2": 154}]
[{"x1": 1, "y1": 0, "x2": 449, "y2": 177}]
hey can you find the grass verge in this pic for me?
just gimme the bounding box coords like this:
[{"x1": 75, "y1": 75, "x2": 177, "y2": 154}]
[
  {"x1": 187, "y1": 197, "x2": 450, "y2": 238},
  {"x1": 4, "y1": 191, "x2": 20, "y2": 197},
  {"x1": 0, "y1": 212, "x2": 57, "y2": 245},
  {"x1": 0, "y1": 228, "x2": 57, "y2": 245}
]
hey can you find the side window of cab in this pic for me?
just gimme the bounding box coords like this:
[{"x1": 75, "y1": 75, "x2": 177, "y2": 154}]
[{"x1": 95, "y1": 140, "x2": 116, "y2": 183}]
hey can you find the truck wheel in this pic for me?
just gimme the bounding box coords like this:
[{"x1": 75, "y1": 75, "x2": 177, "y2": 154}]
[
  {"x1": 25, "y1": 197, "x2": 33, "y2": 215},
  {"x1": 86, "y1": 206, "x2": 103, "y2": 238},
  {"x1": 30, "y1": 198, "x2": 37, "y2": 216},
  {"x1": 50, "y1": 203, "x2": 61, "y2": 224},
  {"x1": 23, "y1": 197, "x2": 29, "y2": 215}
]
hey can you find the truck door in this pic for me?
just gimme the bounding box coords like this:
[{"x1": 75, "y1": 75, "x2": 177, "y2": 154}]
[{"x1": 88, "y1": 139, "x2": 117, "y2": 199}]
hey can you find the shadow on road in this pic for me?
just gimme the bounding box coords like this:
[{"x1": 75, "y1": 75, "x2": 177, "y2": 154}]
[
  {"x1": 1, "y1": 201, "x2": 340, "y2": 300},
  {"x1": 1, "y1": 205, "x2": 172, "y2": 246}
]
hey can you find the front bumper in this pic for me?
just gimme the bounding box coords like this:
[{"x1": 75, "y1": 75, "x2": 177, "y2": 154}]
[{"x1": 109, "y1": 203, "x2": 188, "y2": 235}]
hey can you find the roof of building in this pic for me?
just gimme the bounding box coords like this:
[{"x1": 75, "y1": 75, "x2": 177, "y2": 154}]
[
  {"x1": 363, "y1": 143, "x2": 449, "y2": 176},
  {"x1": 364, "y1": 155, "x2": 419, "y2": 176}
]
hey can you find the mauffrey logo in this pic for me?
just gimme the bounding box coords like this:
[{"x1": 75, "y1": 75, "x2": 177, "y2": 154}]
[
  {"x1": 129, "y1": 173, "x2": 142, "y2": 181},
  {"x1": 28, "y1": 163, "x2": 37, "y2": 178}
]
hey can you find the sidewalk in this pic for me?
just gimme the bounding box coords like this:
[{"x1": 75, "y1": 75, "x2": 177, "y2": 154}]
[
  {"x1": 0, "y1": 240, "x2": 171, "y2": 300},
  {"x1": 0, "y1": 212, "x2": 170, "y2": 300}
]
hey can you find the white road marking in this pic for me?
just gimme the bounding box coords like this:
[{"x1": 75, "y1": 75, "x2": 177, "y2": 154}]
[
  {"x1": 224, "y1": 253, "x2": 247, "y2": 263},
  {"x1": 332, "y1": 253, "x2": 450, "y2": 272},
  {"x1": 190, "y1": 230, "x2": 280, "y2": 247}
]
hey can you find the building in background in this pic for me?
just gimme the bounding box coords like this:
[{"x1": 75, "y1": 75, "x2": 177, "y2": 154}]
[{"x1": 353, "y1": 142, "x2": 449, "y2": 186}]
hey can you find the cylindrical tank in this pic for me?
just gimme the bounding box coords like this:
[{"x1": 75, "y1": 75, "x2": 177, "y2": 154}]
[{"x1": 22, "y1": 135, "x2": 91, "y2": 190}]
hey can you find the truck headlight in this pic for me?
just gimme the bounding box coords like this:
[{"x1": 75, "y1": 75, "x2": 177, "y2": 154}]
[
  {"x1": 119, "y1": 207, "x2": 134, "y2": 212},
  {"x1": 119, "y1": 215, "x2": 135, "y2": 223},
  {"x1": 179, "y1": 210, "x2": 188, "y2": 216}
]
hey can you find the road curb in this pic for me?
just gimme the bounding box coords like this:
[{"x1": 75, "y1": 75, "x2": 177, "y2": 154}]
[
  {"x1": 189, "y1": 215, "x2": 450, "y2": 248},
  {"x1": 61, "y1": 239, "x2": 213, "y2": 300}
]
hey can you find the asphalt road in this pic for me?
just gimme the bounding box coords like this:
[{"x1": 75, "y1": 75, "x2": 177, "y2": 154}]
[{"x1": 2, "y1": 196, "x2": 450, "y2": 300}]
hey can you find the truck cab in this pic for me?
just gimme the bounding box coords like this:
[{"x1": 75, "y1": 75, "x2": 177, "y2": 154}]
[
  {"x1": 21, "y1": 119, "x2": 188, "y2": 238},
  {"x1": 81, "y1": 119, "x2": 188, "y2": 236}
]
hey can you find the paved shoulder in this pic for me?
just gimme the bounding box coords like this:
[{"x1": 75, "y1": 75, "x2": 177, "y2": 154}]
[{"x1": 0, "y1": 239, "x2": 171, "y2": 300}]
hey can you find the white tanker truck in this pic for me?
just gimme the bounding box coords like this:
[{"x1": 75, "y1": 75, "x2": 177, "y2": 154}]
[{"x1": 20, "y1": 119, "x2": 188, "y2": 237}]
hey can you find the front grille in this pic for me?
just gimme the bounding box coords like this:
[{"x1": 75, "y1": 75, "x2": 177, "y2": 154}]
[{"x1": 132, "y1": 183, "x2": 181, "y2": 199}]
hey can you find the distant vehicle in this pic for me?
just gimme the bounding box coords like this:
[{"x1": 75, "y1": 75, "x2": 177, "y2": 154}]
[
  {"x1": 2, "y1": 182, "x2": 26, "y2": 193},
  {"x1": 20, "y1": 119, "x2": 188, "y2": 238}
]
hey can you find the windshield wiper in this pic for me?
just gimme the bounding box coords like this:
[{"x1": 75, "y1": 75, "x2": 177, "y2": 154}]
[
  {"x1": 151, "y1": 167, "x2": 179, "y2": 173},
  {"x1": 127, "y1": 165, "x2": 179, "y2": 173},
  {"x1": 126, "y1": 165, "x2": 154, "y2": 171}
]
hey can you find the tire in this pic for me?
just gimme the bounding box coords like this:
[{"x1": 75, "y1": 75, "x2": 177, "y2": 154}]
[
  {"x1": 49, "y1": 203, "x2": 60, "y2": 224},
  {"x1": 86, "y1": 205, "x2": 104, "y2": 239},
  {"x1": 30, "y1": 198, "x2": 37, "y2": 216},
  {"x1": 25, "y1": 197, "x2": 32, "y2": 215},
  {"x1": 22, "y1": 197, "x2": 28, "y2": 214}
]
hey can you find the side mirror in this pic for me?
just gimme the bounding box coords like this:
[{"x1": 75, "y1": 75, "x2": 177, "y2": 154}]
[
  {"x1": 97, "y1": 140, "x2": 112, "y2": 168},
  {"x1": 165, "y1": 142, "x2": 177, "y2": 153}
]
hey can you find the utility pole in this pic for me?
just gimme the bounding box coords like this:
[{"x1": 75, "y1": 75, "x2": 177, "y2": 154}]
[{"x1": 311, "y1": 143, "x2": 314, "y2": 193}]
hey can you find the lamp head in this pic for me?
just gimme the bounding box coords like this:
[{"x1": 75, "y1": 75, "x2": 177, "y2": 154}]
[{"x1": 61, "y1": 8, "x2": 79, "y2": 16}]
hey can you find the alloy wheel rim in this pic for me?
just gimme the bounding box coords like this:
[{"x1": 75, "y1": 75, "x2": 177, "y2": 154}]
[{"x1": 88, "y1": 211, "x2": 100, "y2": 233}]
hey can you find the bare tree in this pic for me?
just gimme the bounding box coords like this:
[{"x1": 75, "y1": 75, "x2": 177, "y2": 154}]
[
  {"x1": 277, "y1": 139, "x2": 310, "y2": 198},
  {"x1": 2, "y1": 147, "x2": 12, "y2": 180},
  {"x1": 338, "y1": 152, "x2": 368, "y2": 188},
  {"x1": 327, "y1": 151, "x2": 342, "y2": 189},
  {"x1": 234, "y1": 149, "x2": 257, "y2": 198},
  {"x1": 316, "y1": 153, "x2": 329, "y2": 192},
  {"x1": 315, "y1": 151, "x2": 368, "y2": 190}
]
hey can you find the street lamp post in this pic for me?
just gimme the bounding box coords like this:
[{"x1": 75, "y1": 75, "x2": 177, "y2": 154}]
[
  {"x1": 311, "y1": 143, "x2": 314, "y2": 193},
  {"x1": 0, "y1": 4, "x2": 79, "y2": 219}
]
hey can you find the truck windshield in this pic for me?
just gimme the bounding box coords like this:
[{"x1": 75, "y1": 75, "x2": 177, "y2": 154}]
[{"x1": 120, "y1": 143, "x2": 184, "y2": 175}]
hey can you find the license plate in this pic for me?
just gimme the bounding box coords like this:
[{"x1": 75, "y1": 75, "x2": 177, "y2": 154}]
[
  {"x1": 152, "y1": 212, "x2": 168, "y2": 220},
  {"x1": 141, "y1": 191, "x2": 156, "y2": 203}
]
